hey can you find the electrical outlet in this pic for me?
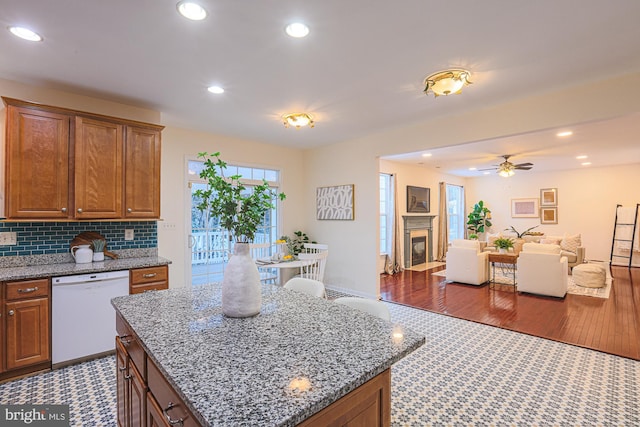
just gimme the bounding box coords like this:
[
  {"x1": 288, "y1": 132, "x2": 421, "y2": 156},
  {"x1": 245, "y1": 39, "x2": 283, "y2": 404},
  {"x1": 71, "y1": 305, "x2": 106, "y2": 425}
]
[
  {"x1": 124, "y1": 229, "x2": 134, "y2": 241},
  {"x1": 0, "y1": 231, "x2": 17, "y2": 245},
  {"x1": 161, "y1": 222, "x2": 177, "y2": 230}
]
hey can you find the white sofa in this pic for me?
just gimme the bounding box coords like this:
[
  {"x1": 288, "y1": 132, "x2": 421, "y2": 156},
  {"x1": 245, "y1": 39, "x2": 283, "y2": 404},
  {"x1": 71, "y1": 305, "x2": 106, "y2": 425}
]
[
  {"x1": 484, "y1": 232, "x2": 585, "y2": 270},
  {"x1": 517, "y1": 243, "x2": 568, "y2": 298},
  {"x1": 446, "y1": 239, "x2": 489, "y2": 286}
]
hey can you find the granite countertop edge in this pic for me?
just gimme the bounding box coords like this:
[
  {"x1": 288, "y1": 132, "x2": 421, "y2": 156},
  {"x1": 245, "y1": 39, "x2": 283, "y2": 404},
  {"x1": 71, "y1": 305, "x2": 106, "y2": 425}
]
[{"x1": 0, "y1": 256, "x2": 172, "y2": 281}]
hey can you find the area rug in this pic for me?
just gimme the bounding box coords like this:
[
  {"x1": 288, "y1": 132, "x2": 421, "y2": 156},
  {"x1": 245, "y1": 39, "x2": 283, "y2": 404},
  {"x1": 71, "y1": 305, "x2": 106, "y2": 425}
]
[{"x1": 432, "y1": 269, "x2": 612, "y2": 299}]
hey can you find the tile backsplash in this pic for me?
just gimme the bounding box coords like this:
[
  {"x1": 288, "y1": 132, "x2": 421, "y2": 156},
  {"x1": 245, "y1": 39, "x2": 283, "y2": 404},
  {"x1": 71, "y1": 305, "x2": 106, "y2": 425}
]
[{"x1": 0, "y1": 221, "x2": 157, "y2": 257}]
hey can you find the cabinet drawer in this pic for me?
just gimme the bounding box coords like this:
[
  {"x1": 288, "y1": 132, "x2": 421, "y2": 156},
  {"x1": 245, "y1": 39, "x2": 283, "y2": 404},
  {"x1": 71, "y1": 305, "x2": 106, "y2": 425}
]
[
  {"x1": 5, "y1": 278, "x2": 50, "y2": 301},
  {"x1": 147, "y1": 357, "x2": 200, "y2": 427},
  {"x1": 131, "y1": 266, "x2": 168, "y2": 285},
  {"x1": 116, "y1": 313, "x2": 145, "y2": 378},
  {"x1": 130, "y1": 281, "x2": 168, "y2": 295}
]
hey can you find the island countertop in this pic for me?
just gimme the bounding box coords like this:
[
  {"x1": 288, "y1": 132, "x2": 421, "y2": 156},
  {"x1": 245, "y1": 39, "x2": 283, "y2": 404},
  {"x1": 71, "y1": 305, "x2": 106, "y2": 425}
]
[{"x1": 112, "y1": 283, "x2": 425, "y2": 426}]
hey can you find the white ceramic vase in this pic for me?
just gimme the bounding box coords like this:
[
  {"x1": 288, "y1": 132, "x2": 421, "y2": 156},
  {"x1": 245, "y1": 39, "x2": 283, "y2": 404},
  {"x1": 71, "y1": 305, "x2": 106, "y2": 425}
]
[
  {"x1": 221, "y1": 243, "x2": 262, "y2": 317},
  {"x1": 498, "y1": 248, "x2": 507, "y2": 254}
]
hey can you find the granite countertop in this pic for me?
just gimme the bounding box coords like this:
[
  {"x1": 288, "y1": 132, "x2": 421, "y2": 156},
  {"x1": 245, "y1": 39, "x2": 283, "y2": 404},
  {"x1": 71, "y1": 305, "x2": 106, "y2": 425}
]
[
  {"x1": 112, "y1": 283, "x2": 425, "y2": 427},
  {"x1": 0, "y1": 256, "x2": 171, "y2": 281}
]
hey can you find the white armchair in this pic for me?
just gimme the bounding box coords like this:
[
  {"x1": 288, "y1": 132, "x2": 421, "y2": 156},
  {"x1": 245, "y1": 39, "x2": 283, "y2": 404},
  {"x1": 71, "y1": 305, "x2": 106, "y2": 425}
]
[
  {"x1": 445, "y1": 239, "x2": 489, "y2": 286},
  {"x1": 517, "y1": 243, "x2": 568, "y2": 298}
]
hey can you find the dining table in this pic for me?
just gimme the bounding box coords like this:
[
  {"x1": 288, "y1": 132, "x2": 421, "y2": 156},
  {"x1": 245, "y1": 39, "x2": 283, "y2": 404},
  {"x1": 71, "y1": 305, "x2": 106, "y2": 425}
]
[{"x1": 256, "y1": 257, "x2": 315, "y2": 285}]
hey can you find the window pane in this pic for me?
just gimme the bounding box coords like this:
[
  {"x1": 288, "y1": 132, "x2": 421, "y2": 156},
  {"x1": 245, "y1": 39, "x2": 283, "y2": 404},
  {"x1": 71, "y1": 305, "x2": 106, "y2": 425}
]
[{"x1": 264, "y1": 170, "x2": 278, "y2": 181}]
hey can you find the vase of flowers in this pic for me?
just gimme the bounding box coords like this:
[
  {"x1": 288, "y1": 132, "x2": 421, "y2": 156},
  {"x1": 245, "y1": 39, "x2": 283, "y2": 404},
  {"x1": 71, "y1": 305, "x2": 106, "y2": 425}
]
[{"x1": 194, "y1": 151, "x2": 286, "y2": 317}]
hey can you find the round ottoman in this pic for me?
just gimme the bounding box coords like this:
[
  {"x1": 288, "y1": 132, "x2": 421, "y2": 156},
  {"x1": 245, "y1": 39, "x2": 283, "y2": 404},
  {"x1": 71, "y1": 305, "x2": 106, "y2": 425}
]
[{"x1": 572, "y1": 263, "x2": 606, "y2": 288}]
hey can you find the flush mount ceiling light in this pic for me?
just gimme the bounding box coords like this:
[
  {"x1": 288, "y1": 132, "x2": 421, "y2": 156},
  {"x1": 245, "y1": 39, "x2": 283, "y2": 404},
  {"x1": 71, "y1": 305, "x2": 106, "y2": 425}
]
[
  {"x1": 423, "y1": 69, "x2": 472, "y2": 97},
  {"x1": 285, "y1": 22, "x2": 309, "y2": 38},
  {"x1": 8, "y1": 26, "x2": 43, "y2": 42},
  {"x1": 282, "y1": 113, "x2": 314, "y2": 129},
  {"x1": 177, "y1": 1, "x2": 207, "y2": 20},
  {"x1": 557, "y1": 131, "x2": 573, "y2": 137},
  {"x1": 207, "y1": 85, "x2": 224, "y2": 94}
]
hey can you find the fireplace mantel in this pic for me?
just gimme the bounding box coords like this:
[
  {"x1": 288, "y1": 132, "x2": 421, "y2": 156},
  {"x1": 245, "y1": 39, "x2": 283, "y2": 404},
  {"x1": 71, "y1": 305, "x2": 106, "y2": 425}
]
[{"x1": 403, "y1": 215, "x2": 437, "y2": 268}]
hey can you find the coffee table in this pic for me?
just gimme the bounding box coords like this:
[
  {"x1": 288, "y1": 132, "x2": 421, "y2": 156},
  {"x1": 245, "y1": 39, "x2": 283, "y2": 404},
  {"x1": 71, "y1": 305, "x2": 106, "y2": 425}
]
[{"x1": 488, "y1": 252, "x2": 518, "y2": 290}]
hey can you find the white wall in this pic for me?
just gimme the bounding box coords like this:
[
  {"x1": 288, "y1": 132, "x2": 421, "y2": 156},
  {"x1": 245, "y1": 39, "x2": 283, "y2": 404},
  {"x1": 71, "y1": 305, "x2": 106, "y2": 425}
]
[
  {"x1": 304, "y1": 72, "x2": 640, "y2": 298},
  {"x1": 379, "y1": 159, "x2": 466, "y2": 266},
  {"x1": 466, "y1": 163, "x2": 640, "y2": 262},
  {"x1": 158, "y1": 126, "x2": 306, "y2": 287}
]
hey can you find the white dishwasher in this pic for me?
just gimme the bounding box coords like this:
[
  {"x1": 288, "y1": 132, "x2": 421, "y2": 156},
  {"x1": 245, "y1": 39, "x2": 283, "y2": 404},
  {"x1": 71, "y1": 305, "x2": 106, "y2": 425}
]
[{"x1": 52, "y1": 270, "x2": 130, "y2": 366}]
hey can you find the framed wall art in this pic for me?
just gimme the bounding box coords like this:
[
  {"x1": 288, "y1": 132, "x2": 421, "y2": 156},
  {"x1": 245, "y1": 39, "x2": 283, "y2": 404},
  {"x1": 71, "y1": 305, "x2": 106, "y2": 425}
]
[
  {"x1": 540, "y1": 207, "x2": 558, "y2": 224},
  {"x1": 540, "y1": 188, "x2": 558, "y2": 206},
  {"x1": 316, "y1": 184, "x2": 354, "y2": 220},
  {"x1": 406, "y1": 185, "x2": 430, "y2": 213},
  {"x1": 511, "y1": 198, "x2": 539, "y2": 218}
]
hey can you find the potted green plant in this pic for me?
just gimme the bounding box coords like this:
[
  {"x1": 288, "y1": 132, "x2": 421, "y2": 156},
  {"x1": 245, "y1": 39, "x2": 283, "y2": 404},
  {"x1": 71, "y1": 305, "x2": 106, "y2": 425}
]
[
  {"x1": 505, "y1": 225, "x2": 539, "y2": 238},
  {"x1": 494, "y1": 237, "x2": 514, "y2": 254},
  {"x1": 467, "y1": 200, "x2": 492, "y2": 238},
  {"x1": 194, "y1": 151, "x2": 286, "y2": 317},
  {"x1": 278, "y1": 230, "x2": 316, "y2": 257},
  {"x1": 468, "y1": 234, "x2": 478, "y2": 240}
]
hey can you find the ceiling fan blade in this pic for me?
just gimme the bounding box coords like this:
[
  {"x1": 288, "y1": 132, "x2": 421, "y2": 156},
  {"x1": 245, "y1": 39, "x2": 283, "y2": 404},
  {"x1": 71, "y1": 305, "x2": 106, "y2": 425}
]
[
  {"x1": 477, "y1": 167, "x2": 498, "y2": 171},
  {"x1": 514, "y1": 162, "x2": 533, "y2": 167},
  {"x1": 514, "y1": 166, "x2": 533, "y2": 170}
]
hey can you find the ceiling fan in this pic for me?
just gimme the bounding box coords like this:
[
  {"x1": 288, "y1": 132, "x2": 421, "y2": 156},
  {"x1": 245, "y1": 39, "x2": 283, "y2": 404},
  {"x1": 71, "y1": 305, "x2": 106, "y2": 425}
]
[{"x1": 479, "y1": 155, "x2": 533, "y2": 177}]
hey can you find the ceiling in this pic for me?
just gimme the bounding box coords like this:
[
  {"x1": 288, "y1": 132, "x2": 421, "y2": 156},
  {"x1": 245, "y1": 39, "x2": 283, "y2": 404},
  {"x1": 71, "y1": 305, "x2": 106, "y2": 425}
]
[{"x1": 1, "y1": 1, "x2": 640, "y2": 163}]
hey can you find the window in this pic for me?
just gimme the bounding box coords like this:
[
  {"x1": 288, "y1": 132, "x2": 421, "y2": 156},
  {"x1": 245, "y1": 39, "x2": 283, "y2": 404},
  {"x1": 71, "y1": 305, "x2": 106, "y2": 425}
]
[
  {"x1": 446, "y1": 184, "x2": 465, "y2": 241},
  {"x1": 380, "y1": 174, "x2": 393, "y2": 255},
  {"x1": 188, "y1": 160, "x2": 282, "y2": 285}
]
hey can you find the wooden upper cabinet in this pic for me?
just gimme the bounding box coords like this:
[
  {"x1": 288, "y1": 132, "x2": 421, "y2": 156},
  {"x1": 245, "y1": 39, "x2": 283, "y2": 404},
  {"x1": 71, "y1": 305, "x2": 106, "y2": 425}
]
[
  {"x1": 124, "y1": 126, "x2": 161, "y2": 219},
  {"x1": 5, "y1": 105, "x2": 71, "y2": 219},
  {"x1": 74, "y1": 117, "x2": 123, "y2": 219},
  {"x1": 2, "y1": 97, "x2": 163, "y2": 220}
]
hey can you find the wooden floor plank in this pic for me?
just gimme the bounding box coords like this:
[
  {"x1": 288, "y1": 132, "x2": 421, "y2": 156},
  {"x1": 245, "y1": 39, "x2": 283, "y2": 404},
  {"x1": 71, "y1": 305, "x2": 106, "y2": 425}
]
[{"x1": 380, "y1": 265, "x2": 640, "y2": 360}]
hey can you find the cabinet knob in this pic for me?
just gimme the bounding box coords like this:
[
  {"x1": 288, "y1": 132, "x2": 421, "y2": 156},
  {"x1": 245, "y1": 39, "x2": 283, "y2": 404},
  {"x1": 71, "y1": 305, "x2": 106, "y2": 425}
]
[
  {"x1": 61, "y1": 207, "x2": 67, "y2": 213},
  {"x1": 77, "y1": 208, "x2": 83, "y2": 213},
  {"x1": 127, "y1": 208, "x2": 132, "y2": 213},
  {"x1": 8, "y1": 310, "x2": 15, "y2": 316}
]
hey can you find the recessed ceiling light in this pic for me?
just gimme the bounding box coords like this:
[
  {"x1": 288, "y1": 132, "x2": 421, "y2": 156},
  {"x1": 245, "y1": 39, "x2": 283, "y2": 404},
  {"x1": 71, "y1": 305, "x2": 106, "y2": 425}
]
[
  {"x1": 581, "y1": 162, "x2": 592, "y2": 166},
  {"x1": 557, "y1": 131, "x2": 573, "y2": 137},
  {"x1": 421, "y1": 153, "x2": 432, "y2": 157},
  {"x1": 468, "y1": 167, "x2": 477, "y2": 171},
  {"x1": 207, "y1": 85, "x2": 224, "y2": 94},
  {"x1": 285, "y1": 22, "x2": 309, "y2": 38},
  {"x1": 177, "y1": 1, "x2": 207, "y2": 20},
  {"x1": 8, "y1": 26, "x2": 43, "y2": 42},
  {"x1": 576, "y1": 155, "x2": 588, "y2": 160}
]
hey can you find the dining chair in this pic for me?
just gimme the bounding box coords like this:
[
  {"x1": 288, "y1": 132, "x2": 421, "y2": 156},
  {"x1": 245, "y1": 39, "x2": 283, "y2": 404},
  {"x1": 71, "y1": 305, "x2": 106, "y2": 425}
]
[
  {"x1": 283, "y1": 278, "x2": 326, "y2": 298},
  {"x1": 249, "y1": 243, "x2": 278, "y2": 284},
  {"x1": 333, "y1": 297, "x2": 391, "y2": 321},
  {"x1": 302, "y1": 243, "x2": 329, "y2": 254},
  {"x1": 297, "y1": 250, "x2": 328, "y2": 283}
]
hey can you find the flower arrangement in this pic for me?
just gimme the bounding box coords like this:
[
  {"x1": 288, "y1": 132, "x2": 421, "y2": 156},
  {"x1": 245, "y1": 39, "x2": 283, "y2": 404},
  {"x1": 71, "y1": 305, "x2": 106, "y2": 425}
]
[
  {"x1": 194, "y1": 151, "x2": 286, "y2": 243},
  {"x1": 278, "y1": 231, "x2": 316, "y2": 257}
]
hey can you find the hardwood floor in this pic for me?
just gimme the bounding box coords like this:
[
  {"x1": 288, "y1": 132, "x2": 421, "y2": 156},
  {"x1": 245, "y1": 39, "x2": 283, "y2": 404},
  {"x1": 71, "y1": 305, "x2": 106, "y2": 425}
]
[{"x1": 380, "y1": 265, "x2": 640, "y2": 360}]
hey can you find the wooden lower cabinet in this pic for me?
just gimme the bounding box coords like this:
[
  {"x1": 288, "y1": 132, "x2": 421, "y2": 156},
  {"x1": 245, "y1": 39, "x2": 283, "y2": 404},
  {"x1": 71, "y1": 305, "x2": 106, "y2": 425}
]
[
  {"x1": 116, "y1": 338, "x2": 146, "y2": 427},
  {"x1": 2, "y1": 278, "x2": 51, "y2": 376}
]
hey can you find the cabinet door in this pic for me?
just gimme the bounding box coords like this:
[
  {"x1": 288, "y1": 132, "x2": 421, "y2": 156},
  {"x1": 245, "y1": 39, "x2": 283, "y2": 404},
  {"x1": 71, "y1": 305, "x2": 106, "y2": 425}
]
[
  {"x1": 129, "y1": 362, "x2": 146, "y2": 427},
  {"x1": 124, "y1": 126, "x2": 161, "y2": 218},
  {"x1": 74, "y1": 117, "x2": 123, "y2": 218},
  {"x1": 116, "y1": 339, "x2": 129, "y2": 427},
  {"x1": 146, "y1": 392, "x2": 170, "y2": 427},
  {"x1": 5, "y1": 297, "x2": 50, "y2": 370},
  {"x1": 5, "y1": 105, "x2": 70, "y2": 219}
]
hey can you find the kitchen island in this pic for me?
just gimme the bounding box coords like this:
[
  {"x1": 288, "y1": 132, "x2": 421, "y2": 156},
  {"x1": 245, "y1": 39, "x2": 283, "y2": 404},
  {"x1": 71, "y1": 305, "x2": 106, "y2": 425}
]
[{"x1": 112, "y1": 283, "x2": 425, "y2": 426}]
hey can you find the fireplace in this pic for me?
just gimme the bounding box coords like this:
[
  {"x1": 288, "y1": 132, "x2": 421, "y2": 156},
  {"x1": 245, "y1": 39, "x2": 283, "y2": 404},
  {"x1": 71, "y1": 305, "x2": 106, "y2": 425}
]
[
  {"x1": 403, "y1": 215, "x2": 436, "y2": 269},
  {"x1": 410, "y1": 230, "x2": 427, "y2": 268}
]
